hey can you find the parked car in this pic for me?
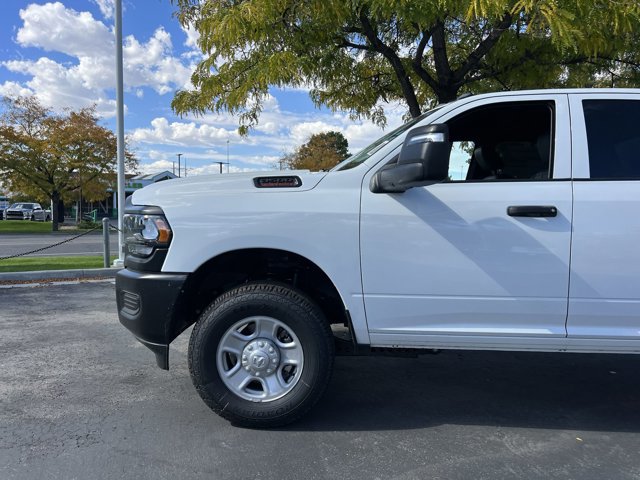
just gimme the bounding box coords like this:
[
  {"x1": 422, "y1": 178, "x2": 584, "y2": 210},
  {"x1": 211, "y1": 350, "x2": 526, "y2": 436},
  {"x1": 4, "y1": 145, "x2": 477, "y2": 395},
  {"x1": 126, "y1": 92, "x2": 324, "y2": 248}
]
[
  {"x1": 116, "y1": 88, "x2": 640, "y2": 427},
  {"x1": 5, "y1": 203, "x2": 51, "y2": 221}
]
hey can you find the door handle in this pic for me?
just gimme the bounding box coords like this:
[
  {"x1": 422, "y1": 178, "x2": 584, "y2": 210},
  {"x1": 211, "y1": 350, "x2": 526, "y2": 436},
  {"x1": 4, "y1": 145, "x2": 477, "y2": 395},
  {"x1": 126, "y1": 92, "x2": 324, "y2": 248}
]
[{"x1": 507, "y1": 206, "x2": 558, "y2": 218}]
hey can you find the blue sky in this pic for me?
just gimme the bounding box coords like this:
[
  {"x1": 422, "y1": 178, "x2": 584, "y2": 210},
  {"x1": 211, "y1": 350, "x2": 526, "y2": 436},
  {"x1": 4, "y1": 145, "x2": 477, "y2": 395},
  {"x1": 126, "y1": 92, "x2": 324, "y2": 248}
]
[{"x1": 0, "y1": 0, "x2": 415, "y2": 176}]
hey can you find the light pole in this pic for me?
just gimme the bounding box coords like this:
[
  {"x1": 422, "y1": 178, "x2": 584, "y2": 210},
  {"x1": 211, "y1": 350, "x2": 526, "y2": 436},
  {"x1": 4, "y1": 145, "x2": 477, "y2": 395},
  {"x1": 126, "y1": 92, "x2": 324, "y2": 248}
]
[
  {"x1": 176, "y1": 153, "x2": 182, "y2": 177},
  {"x1": 114, "y1": 0, "x2": 126, "y2": 267},
  {"x1": 213, "y1": 161, "x2": 229, "y2": 174},
  {"x1": 226, "y1": 139, "x2": 229, "y2": 171}
]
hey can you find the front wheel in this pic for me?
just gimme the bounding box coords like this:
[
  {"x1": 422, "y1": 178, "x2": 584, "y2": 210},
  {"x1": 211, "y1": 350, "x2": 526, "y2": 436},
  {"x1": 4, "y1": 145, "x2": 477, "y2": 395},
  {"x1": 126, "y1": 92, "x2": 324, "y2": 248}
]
[{"x1": 188, "y1": 282, "x2": 334, "y2": 428}]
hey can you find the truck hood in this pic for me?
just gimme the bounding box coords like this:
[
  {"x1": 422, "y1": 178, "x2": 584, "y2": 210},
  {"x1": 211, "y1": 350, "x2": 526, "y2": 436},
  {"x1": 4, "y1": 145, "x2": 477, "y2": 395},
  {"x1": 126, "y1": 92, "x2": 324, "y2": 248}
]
[{"x1": 131, "y1": 170, "x2": 328, "y2": 206}]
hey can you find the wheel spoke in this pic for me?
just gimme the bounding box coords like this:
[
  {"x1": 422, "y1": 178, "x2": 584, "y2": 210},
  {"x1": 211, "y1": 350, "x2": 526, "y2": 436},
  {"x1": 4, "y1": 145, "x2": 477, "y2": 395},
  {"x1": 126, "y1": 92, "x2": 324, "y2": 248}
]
[
  {"x1": 254, "y1": 317, "x2": 278, "y2": 341},
  {"x1": 262, "y1": 372, "x2": 286, "y2": 397},
  {"x1": 224, "y1": 364, "x2": 252, "y2": 391},
  {"x1": 279, "y1": 344, "x2": 303, "y2": 366},
  {"x1": 220, "y1": 331, "x2": 248, "y2": 355}
]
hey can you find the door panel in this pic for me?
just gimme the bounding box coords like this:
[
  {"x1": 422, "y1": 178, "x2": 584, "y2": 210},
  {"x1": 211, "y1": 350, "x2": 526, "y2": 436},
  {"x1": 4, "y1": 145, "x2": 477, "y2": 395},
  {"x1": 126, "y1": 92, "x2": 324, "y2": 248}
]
[
  {"x1": 361, "y1": 182, "x2": 572, "y2": 340},
  {"x1": 567, "y1": 94, "x2": 640, "y2": 339},
  {"x1": 360, "y1": 95, "x2": 572, "y2": 346}
]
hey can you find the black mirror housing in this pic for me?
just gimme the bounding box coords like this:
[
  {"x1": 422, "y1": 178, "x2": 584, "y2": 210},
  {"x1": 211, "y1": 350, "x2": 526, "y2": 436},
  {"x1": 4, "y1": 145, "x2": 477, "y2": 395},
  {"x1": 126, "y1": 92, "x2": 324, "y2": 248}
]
[
  {"x1": 370, "y1": 162, "x2": 424, "y2": 193},
  {"x1": 371, "y1": 123, "x2": 451, "y2": 193},
  {"x1": 398, "y1": 124, "x2": 451, "y2": 182}
]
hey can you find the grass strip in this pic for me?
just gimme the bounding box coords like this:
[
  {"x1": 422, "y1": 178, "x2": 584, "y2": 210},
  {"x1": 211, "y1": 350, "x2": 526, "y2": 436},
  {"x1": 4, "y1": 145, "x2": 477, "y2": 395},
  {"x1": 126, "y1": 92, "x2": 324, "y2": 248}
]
[
  {"x1": 0, "y1": 255, "x2": 117, "y2": 273},
  {"x1": 0, "y1": 221, "x2": 53, "y2": 234}
]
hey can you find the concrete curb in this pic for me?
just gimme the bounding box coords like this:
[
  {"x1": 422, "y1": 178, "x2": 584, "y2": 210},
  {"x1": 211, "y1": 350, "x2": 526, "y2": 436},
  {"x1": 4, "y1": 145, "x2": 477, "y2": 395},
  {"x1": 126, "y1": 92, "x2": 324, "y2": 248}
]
[{"x1": 0, "y1": 267, "x2": 122, "y2": 282}]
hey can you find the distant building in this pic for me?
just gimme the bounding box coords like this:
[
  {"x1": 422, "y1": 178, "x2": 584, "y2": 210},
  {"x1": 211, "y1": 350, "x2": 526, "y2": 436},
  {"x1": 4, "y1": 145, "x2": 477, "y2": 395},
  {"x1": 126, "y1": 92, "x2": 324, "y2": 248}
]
[{"x1": 102, "y1": 171, "x2": 178, "y2": 217}]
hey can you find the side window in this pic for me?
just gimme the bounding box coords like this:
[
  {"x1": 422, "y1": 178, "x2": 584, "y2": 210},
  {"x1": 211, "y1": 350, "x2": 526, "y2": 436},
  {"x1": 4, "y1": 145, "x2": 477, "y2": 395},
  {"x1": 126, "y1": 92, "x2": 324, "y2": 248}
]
[
  {"x1": 446, "y1": 101, "x2": 554, "y2": 181},
  {"x1": 583, "y1": 100, "x2": 640, "y2": 179}
]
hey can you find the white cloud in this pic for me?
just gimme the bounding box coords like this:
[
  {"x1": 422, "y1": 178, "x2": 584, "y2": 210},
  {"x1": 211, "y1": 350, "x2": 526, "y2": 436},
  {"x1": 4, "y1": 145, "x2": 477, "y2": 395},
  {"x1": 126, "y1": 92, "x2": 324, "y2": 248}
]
[
  {"x1": 3, "y1": 57, "x2": 119, "y2": 117},
  {"x1": 4, "y1": 2, "x2": 193, "y2": 115},
  {"x1": 92, "y1": 0, "x2": 115, "y2": 19},
  {"x1": 131, "y1": 117, "x2": 238, "y2": 147},
  {"x1": 17, "y1": 2, "x2": 112, "y2": 58},
  {"x1": 180, "y1": 23, "x2": 202, "y2": 60},
  {"x1": 0, "y1": 81, "x2": 33, "y2": 98}
]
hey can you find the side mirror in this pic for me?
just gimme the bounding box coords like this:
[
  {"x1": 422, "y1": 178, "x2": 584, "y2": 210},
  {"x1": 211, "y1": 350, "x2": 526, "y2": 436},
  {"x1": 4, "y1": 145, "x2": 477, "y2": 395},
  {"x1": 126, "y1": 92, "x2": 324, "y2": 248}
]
[{"x1": 370, "y1": 124, "x2": 451, "y2": 193}]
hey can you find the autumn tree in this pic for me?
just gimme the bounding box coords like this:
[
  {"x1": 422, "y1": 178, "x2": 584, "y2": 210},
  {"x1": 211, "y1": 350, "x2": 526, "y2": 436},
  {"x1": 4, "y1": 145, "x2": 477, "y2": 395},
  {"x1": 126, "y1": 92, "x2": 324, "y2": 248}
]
[
  {"x1": 0, "y1": 96, "x2": 137, "y2": 230},
  {"x1": 283, "y1": 131, "x2": 350, "y2": 171},
  {"x1": 172, "y1": 0, "x2": 640, "y2": 130}
]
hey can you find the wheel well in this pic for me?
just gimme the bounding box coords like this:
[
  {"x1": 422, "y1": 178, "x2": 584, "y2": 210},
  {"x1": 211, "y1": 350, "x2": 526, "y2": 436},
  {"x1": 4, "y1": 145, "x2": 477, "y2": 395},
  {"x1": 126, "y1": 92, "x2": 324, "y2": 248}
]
[{"x1": 170, "y1": 248, "x2": 349, "y2": 341}]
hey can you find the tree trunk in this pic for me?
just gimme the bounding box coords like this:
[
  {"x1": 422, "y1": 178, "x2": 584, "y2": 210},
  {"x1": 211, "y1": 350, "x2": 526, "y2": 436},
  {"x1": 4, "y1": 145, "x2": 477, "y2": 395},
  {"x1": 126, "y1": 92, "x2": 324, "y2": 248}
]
[
  {"x1": 51, "y1": 191, "x2": 60, "y2": 232},
  {"x1": 434, "y1": 86, "x2": 460, "y2": 104},
  {"x1": 58, "y1": 198, "x2": 65, "y2": 223}
]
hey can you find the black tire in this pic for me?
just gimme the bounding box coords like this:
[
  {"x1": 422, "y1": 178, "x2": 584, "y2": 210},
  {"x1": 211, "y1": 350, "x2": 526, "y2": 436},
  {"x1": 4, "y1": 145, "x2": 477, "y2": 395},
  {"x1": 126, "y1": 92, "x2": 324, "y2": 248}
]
[
  {"x1": 30, "y1": 215, "x2": 35, "y2": 221},
  {"x1": 45, "y1": 215, "x2": 51, "y2": 221},
  {"x1": 188, "y1": 282, "x2": 334, "y2": 428}
]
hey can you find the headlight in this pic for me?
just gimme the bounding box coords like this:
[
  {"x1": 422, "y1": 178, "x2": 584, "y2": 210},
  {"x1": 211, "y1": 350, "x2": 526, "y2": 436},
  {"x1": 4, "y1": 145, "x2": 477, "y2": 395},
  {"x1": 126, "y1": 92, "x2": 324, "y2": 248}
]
[{"x1": 123, "y1": 214, "x2": 172, "y2": 258}]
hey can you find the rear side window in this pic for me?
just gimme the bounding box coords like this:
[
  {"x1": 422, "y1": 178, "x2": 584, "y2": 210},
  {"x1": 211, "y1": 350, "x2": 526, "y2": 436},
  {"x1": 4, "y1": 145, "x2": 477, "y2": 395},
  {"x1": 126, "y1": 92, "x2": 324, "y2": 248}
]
[{"x1": 583, "y1": 100, "x2": 640, "y2": 179}]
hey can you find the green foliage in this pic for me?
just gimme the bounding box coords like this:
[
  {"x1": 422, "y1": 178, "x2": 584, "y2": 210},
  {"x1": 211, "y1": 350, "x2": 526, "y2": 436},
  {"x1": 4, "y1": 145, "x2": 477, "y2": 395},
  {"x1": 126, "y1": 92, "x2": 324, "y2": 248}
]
[
  {"x1": 172, "y1": 0, "x2": 640, "y2": 130},
  {"x1": 0, "y1": 96, "x2": 137, "y2": 230},
  {"x1": 78, "y1": 219, "x2": 100, "y2": 230},
  {"x1": 282, "y1": 131, "x2": 350, "y2": 171}
]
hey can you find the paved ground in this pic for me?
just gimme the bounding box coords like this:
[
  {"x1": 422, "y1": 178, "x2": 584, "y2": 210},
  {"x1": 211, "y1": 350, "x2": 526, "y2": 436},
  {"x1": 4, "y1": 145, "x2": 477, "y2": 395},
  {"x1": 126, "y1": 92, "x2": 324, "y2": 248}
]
[
  {"x1": 0, "y1": 232, "x2": 119, "y2": 258},
  {"x1": 1, "y1": 282, "x2": 640, "y2": 480}
]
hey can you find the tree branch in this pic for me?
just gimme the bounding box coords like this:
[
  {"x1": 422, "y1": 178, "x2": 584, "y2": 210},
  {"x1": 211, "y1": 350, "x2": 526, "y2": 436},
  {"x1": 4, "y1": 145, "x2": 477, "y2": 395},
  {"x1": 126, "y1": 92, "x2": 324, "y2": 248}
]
[
  {"x1": 410, "y1": 27, "x2": 439, "y2": 91},
  {"x1": 358, "y1": 11, "x2": 422, "y2": 117},
  {"x1": 431, "y1": 19, "x2": 453, "y2": 84},
  {"x1": 340, "y1": 40, "x2": 372, "y2": 51},
  {"x1": 453, "y1": 12, "x2": 513, "y2": 84}
]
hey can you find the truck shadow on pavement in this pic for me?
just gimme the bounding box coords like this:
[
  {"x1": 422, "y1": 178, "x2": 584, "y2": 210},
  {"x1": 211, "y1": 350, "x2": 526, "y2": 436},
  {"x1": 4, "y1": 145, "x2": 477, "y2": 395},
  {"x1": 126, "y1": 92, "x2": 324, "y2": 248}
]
[{"x1": 288, "y1": 350, "x2": 640, "y2": 432}]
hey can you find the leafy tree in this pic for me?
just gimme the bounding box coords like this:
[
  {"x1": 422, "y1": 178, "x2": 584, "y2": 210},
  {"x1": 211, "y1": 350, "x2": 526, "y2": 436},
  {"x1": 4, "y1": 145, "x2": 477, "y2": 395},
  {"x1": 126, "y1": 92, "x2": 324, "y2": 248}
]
[
  {"x1": 282, "y1": 131, "x2": 350, "y2": 171},
  {"x1": 0, "y1": 96, "x2": 137, "y2": 230},
  {"x1": 172, "y1": 0, "x2": 640, "y2": 130}
]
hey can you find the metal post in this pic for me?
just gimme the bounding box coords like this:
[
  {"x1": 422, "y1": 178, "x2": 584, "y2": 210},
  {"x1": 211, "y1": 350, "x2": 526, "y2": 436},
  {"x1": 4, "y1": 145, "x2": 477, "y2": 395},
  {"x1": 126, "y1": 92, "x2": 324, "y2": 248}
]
[
  {"x1": 177, "y1": 153, "x2": 182, "y2": 177},
  {"x1": 114, "y1": 0, "x2": 125, "y2": 267},
  {"x1": 102, "y1": 217, "x2": 111, "y2": 268},
  {"x1": 213, "y1": 161, "x2": 229, "y2": 173}
]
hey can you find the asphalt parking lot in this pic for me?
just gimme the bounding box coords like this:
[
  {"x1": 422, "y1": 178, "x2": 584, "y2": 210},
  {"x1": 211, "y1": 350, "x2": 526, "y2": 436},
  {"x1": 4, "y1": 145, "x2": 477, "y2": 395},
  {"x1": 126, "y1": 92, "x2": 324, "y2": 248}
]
[
  {"x1": 0, "y1": 232, "x2": 119, "y2": 257},
  {"x1": 1, "y1": 281, "x2": 640, "y2": 480}
]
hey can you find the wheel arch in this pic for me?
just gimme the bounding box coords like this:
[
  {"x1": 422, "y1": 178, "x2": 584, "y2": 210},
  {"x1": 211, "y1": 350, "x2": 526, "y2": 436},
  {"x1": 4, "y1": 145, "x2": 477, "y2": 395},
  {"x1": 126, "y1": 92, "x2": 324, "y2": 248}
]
[{"x1": 169, "y1": 248, "x2": 349, "y2": 343}]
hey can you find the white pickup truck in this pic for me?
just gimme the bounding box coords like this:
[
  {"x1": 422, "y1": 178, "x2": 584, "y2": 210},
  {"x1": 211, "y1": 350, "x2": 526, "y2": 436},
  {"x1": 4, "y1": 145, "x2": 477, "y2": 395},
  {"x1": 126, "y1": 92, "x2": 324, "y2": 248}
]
[{"x1": 116, "y1": 88, "x2": 640, "y2": 427}]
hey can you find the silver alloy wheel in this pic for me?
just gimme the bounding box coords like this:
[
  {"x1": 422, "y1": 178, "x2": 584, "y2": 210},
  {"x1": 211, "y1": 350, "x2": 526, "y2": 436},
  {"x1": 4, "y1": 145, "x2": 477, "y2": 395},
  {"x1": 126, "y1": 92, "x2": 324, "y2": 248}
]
[{"x1": 216, "y1": 316, "x2": 304, "y2": 402}]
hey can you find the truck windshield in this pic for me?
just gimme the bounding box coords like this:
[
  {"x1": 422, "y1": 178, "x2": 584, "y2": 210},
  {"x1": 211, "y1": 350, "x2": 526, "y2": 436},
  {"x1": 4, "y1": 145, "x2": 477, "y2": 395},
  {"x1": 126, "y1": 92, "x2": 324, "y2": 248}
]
[{"x1": 334, "y1": 106, "x2": 443, "y2": 171}]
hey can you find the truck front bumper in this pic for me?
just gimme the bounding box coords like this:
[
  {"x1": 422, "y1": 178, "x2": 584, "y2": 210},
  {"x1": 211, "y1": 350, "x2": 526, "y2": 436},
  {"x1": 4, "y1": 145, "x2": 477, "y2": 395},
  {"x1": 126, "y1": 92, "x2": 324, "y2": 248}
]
[{"x1": 116, "y1": 268, "x2": 188, "y2": 370}]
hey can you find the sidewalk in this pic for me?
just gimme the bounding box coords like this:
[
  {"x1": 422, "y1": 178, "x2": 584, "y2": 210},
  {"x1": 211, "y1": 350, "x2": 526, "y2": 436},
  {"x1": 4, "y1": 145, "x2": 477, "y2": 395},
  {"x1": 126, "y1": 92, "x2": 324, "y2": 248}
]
[{"x1": 0, "y1": 267, "x2": 121, "y2": 282}]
